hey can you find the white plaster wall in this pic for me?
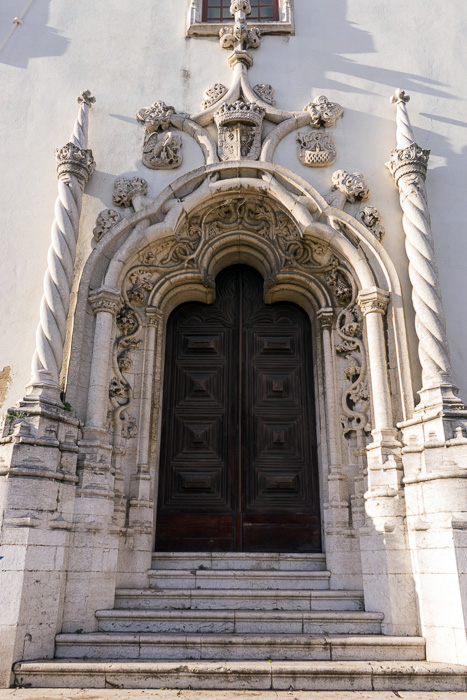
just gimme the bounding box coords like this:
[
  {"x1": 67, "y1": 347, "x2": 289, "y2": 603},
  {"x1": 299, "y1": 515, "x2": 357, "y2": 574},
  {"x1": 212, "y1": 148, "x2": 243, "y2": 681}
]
[{"x1": 1, "y1": 0, "x2": 467, "y2": 413}]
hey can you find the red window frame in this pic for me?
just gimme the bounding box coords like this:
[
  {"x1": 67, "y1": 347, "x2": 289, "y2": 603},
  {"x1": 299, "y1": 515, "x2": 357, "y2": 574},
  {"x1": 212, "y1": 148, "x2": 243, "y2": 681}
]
[{"x1": 202, "y1": 0, "x2": 279, "y2": 23}]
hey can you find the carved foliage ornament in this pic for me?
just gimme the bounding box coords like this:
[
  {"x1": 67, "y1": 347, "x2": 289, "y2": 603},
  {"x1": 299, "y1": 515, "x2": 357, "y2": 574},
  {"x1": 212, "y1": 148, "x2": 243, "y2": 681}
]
[
  {"x1": 253, "y1": 83, "x2": 276, "y2": 106},
  {"x1": 304, "y1": 95, "x2": 344, "y2": 128},
  {"x1": 125, "y1": 198, "x2": 352, "y2": 308},
  {"x1": 113, "y1": 177, "x2": 148, "y2": 208},
  {"x1": 297, "y1": 131, "x2": 336, "y2": 167},
  {"x1": 93, "y1": 209, "x2": 121, "y2": 242},
  {"x1": 331, "y1": 170, "x2": 370, "y2": 203},
  {"x1": 202, "y1": 83, "x2": 228, "y2": 110},
  {"x1": 136, "y1": 101, "x2": 175, "y2": 133},
  {"x1": 358, "y1": 206, "x2": 385, "y2": 242}
]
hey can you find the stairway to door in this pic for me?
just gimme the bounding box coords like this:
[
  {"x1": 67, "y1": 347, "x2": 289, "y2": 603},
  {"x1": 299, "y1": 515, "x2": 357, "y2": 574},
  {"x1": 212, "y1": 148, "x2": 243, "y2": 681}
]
[
  {"x1": 156, "y1": 265, "x2": 321, "y2": 553},
  {"x1": 14, "y1": 551, "x2": 467, "y2": 690}
]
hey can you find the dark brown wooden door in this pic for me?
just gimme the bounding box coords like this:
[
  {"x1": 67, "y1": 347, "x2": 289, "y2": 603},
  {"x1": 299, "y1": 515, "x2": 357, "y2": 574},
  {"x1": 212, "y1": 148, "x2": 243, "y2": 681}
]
[{"x1": 155, "y1": 266, "x2": 321, "y2": 552}]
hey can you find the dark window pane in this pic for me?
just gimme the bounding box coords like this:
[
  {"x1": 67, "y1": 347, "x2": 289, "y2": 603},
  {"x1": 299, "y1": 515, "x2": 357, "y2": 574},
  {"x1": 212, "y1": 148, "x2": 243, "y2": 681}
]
[{"x1": 203, "y1": 0, "x2": 279, "y2": 23}]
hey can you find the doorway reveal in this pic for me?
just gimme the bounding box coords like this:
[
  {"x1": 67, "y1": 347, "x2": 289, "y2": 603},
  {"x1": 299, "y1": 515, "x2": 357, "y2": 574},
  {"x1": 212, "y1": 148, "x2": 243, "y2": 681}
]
[{"x1": 155, "y1": 265, "x2": 321, "y2": 552}]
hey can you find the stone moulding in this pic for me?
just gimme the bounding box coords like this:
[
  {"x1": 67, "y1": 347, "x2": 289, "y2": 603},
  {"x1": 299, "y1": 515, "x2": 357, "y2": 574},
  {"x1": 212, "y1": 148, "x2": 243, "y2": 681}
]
[{"x1": 186, "y1": 0, "x2": 294, "y2": 36}]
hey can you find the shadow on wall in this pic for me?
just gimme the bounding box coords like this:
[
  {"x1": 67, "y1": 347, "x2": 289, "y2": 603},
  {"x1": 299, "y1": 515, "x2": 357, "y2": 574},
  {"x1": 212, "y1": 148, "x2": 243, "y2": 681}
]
[
  {"x1": 292, "y1": 0, "x2": 455, "y2": 100},
  {"x1": 0, "y1": 0, "x2": 68, "y2": 68}
]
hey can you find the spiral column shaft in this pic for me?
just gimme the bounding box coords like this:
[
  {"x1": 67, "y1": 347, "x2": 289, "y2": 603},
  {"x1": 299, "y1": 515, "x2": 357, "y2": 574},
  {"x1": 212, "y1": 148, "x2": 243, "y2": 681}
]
[
  {"x1": 29, "y1": 91, "x2": 96, "y2": 401},
  {"x1": 387, "y1": 90, "x2": 458, "y2": 407}
]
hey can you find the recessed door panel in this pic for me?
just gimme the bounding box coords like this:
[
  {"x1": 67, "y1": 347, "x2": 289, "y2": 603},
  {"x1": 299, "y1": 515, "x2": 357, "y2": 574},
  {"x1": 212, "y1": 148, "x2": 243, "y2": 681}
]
[{"x1": 155, "y1": 265, "x2": 321, "y2": 552}]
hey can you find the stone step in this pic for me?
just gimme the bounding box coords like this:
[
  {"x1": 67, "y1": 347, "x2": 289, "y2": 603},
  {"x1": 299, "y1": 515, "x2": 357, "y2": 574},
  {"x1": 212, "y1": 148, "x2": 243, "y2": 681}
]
[
  {"x1": 16, "y1": 660, "x2": 465, "y2": 691},
  {"x1": 96, "y1": 609, "x2": 383, "y2": 635},
  {"x1": 115, "y1": 588, "x2": 364, "y2": 611},
  {"x1": 54, "y1": 633, "x2": 425, "y2": 662},
  {"x1": 147, "y1": 569, "x2": 331, "y2": 590},
  {"x1": 151, "y1": 552, "x2": 327, "y2": 571}
]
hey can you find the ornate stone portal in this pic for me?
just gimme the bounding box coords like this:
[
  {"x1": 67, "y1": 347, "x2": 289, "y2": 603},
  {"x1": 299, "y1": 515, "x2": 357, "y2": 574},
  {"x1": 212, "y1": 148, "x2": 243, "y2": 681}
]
[{"x1": 2, "y1": 0, "x2": 467, "y2": 690}]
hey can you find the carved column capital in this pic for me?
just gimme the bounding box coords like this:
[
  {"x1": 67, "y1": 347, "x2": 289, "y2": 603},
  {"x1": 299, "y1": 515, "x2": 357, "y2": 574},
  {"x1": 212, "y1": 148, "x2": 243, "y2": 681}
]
[
  {"x1": 55, "y1": 142, "x2": 96, "y2": 184},
  {"x1": 331, "y1": 170, "x2": 370, "y2": 203},
  {"x1": 386, "y1": 143, "x2": 430, "y2": 187},
  {"x1": 88, "y1": 288, "x2": 122, "y2": 316},
  {"x1": 357, "y1": 288, "x2": 390, "y2": 317},
  {"x1": 317, "y1": 308, "x2": 334, "y2": 329},
  {"x1": 145, "y1": 307, "x2": 164, "y2": 327}
]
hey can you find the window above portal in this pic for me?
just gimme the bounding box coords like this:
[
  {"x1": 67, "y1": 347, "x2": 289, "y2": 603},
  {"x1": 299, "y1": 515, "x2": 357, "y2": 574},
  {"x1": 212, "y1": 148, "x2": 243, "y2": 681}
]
[
  {"x1": 203, "y1": 0, "x2": 279, "y2": 23},
  {"x1": 187, "y1": 0, "x2": 294, "y2": 36}
]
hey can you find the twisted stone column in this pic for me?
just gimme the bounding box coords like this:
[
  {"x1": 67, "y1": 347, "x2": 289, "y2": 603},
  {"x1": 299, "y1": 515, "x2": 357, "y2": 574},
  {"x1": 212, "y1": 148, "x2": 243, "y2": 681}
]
[
  {"x1": 387, "y1": 89, "x2": 458, "y2": 408},
  {"x1": 29, "y1": 91, "x2": 96, "y2": 402}
]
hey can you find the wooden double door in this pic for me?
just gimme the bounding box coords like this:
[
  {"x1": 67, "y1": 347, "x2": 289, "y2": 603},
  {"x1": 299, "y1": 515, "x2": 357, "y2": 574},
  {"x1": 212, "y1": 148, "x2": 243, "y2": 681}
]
[{"x1": 155, "y1": 266, "x2": 321, "y2": 552}]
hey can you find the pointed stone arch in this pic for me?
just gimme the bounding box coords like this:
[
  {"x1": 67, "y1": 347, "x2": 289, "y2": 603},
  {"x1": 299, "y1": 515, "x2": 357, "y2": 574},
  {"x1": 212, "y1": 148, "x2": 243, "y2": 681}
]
[{"x1": 60, "y1": 162, "x2": 415, "y2": 627}]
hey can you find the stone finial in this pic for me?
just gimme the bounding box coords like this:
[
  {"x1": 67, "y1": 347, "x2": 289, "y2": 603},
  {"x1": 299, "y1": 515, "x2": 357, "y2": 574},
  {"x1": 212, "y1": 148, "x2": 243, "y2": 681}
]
[
  {"x1": 77, "y1": 90, "x2": 96, "y2": 107},
  {"x1": 331, "y1": 170, "x2": 370, "y2": 203},
  {"x1": 390, "y1": 88, "x2": 410, "y2": 105}
]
